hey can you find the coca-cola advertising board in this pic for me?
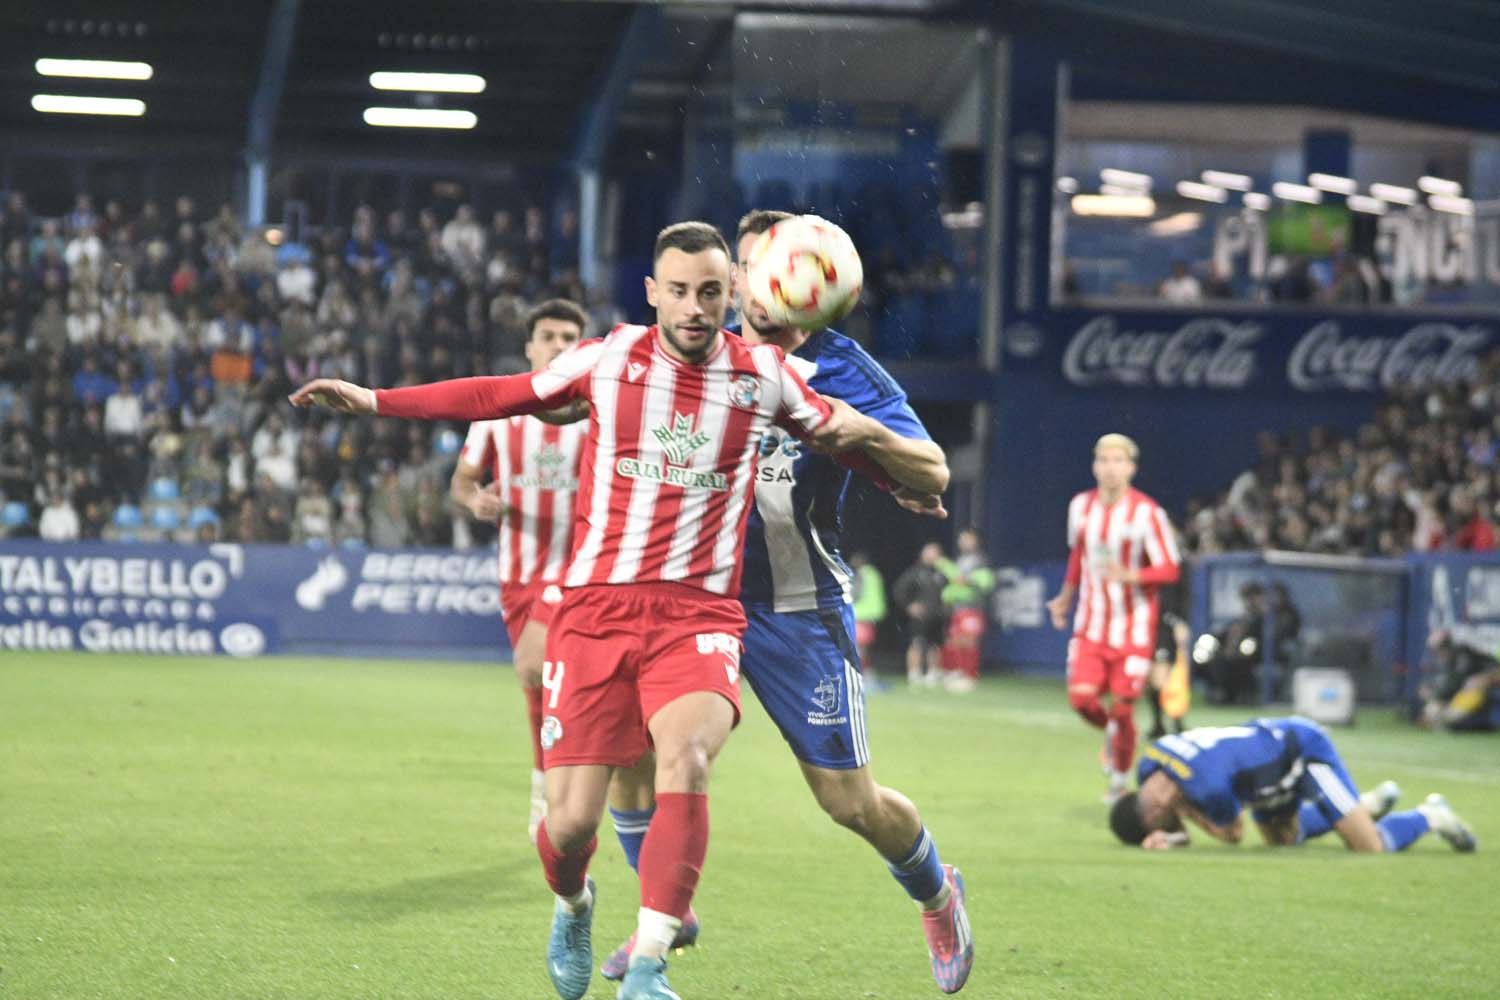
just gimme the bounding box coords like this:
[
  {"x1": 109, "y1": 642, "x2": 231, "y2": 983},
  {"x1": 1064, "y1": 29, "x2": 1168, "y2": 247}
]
[{"x1": 1042, "y1": 310, "x2": 1496, "y2": 394}]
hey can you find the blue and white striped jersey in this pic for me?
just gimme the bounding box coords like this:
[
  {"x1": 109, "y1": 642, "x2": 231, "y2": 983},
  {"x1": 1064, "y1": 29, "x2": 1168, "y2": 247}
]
[{"x1": 738, "y1": 327, "x2": 930, "y2": 612}]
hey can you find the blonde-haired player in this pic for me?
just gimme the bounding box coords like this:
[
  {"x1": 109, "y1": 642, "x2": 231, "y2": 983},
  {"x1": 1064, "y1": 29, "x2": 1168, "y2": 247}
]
[{"x1": 1046, "y1": 433, "x2": 1181, "y2": 802}]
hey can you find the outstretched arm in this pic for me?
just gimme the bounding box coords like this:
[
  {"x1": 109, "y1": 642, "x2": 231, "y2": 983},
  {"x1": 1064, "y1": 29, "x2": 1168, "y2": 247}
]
[{"x1": 288, "y1": 372, "x2": 555, "y2": 421}]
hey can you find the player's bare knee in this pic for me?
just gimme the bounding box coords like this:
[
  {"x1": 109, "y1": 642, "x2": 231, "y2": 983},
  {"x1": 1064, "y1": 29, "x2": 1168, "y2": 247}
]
[
  {"x1": 543, "y1": 805, "x2": 600, "y2": 850},
  {"x1": 1068, "y1": 685, "x2": 1102, "y2": 713},
  {"x1": 654, "y1": 740, "x2": 714, "y2": 792}
]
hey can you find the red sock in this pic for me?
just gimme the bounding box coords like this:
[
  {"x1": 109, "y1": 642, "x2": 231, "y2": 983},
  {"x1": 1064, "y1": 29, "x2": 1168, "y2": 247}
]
[
  {"x1": 637, "y1": 792, "x2": 709, "y2": 919},
  {"x1": 523, "y1": 686, "x2": 545, "y2": 771},
  {"x1": 536, "y1": 820, "x2": 596, "y2": 898},
  {"x1": 1109, "y1": 700, "x2": 1137, "y2": 773}
]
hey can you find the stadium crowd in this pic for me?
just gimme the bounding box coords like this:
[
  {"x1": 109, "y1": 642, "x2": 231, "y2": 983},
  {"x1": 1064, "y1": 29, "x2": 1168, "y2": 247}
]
[
  {"x1": 0, "y1": 188, "x2": 617, "y2": 548},
  {"x1": 1185, "y1": 352, "x2": 1500, "y2": 557}
]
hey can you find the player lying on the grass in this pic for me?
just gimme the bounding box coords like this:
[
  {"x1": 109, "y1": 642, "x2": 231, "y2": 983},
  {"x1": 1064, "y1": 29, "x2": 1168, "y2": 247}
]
[
  {"x1": 449, "y1": 298, "x2": 588, "y2": 845},
  {"x1": 290, "y1": 221, "x2": 906, "y2": 1000},
  {"x1": 1109, "y1": 716, "x2": 1478, "y2": 853},
  {"x1": 599, "y1": 209, "x2": 972, "y2": 995}
]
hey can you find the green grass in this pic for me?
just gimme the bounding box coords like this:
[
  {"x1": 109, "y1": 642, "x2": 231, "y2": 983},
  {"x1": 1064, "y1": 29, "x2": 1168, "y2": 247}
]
[{"x1": 2, "y1": 655, "x2": 1497, "y2": 999}]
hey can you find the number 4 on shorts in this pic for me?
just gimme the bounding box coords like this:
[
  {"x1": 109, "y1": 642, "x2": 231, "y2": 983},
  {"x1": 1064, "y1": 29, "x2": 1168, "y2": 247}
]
[{"x1": 542, "y1": 660, "x2": 565, "y2": 709}]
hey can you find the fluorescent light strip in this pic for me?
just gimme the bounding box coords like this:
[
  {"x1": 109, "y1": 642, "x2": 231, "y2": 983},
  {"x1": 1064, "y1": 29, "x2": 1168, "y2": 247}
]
[
  {"x1": 1100, "y1": 168, "x2": 1152, "y2": 191},
  {"x1": 1346, "y1": 195, "x2": 1387, "y2": 215},
  {"x1": 1243, "y1": 192, "x2": 1272, "y2": 211},
  {"x1": 363, "y1": 107, "x2": 476, "y2": 129},
  {"x1": 1370, "y1": 183, "x2": 1418, "y2": 206},
  {"x1": 1071, "y1": 194, "x2": 1155, "y2": 217},
  {"x1": 1429, "y1": 194, "x2": 1474, "y2": 216},
  {"x1": 1418, "y1": 176, "x2": 1462, "y2": 197},
  {"x1": 1175, "y1": 180, "x2": 1228, "y2": 203},
  {"x1": 1099, "y1": 183, "x2": 1145, "y2": 197},
  {"x1": 1272, "y1": 182, "x2": 1322, "y2": 204},
  {"x1": 1202, "y1": 170, "x2": 1252, "y2": 191},
  {"x1": 31, "y1": 94, "x2": 145, "y2": 116},
  {"x1": 1149, "y1": 211, "x2": 1203, "y2": 237},
  {"x1": 368, "y1": 71, "x2": 485, "y2": 93},
  {"x1": 1308, "y1": 172, "x2": 1357, "y2": 196},
  {"x1": 36, "y1": 57, "x2": 153, "y2": 80}
]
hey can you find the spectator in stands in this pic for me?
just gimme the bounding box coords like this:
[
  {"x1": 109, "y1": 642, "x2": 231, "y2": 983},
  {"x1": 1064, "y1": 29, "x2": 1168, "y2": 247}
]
[
  {"x1": 441, "y1": 204, "x2": 485, "y2": 272},
  {"x1": 104, "y1": 361, "x2": 145, "y2": 441},
  {"x1": 368, "y1": 483, "x2": 411, "y2": 548},
  {"x1": 1448, "y1": 486, "x2": 1495, "y2": 551},
  {"x1": 37, "y1": 488, "x2": 80, "y2": 541},
  {"x1": 29, "y1": 297, "x2": 67, "y2": 355},
  {"x1": 1159, "y1": 261, "x2": 1202, "y2": 304},
  {"x1": 292, "y1": 479, "x2": 334, "y2": 544}
]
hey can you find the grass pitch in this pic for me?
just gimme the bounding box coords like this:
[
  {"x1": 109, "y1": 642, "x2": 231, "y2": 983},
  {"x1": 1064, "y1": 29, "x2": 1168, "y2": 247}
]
[{"x1": 2, "y1": 654, "x2": 1497, "y2": 999}]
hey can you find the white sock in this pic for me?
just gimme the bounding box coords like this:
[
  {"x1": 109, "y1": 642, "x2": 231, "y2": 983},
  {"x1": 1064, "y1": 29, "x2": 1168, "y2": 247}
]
[
  {"x1": 556, "y1": 884, "x2": 591, "y2": 915},
  {"x1": 919, "y1": 880, "x2": 952, "y2": 912},
  {"x1": 630, "y1": 907, "x2": 682, "y2": 963}
]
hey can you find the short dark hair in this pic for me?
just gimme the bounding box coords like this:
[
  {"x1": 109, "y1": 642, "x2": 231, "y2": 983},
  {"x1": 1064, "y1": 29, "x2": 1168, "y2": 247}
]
[
  {"x1": 1109, "y1": 791, "x2": 1150, "y2": 846},
  {"x1": 524, "y1": 298, "x2": 588, "y2": 340},
  {"x1": 653, "y1": 221, "x2": 730, "y2": 263},
  {"x1": 736, "y1": 209, "x2": 794, "y2": 244}
]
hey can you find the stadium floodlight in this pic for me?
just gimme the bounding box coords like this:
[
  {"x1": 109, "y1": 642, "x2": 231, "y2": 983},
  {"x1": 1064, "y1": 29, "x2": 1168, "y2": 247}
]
[
  {"x1": 368, "y1": 71, "x2": 486, "y2": 93},
  {"x1": 1242, "y1": 192, "x2": 1272, "y2": 211},
  {"x1": 1099, "y1": 168, "x2": 1152, "y2": 191},
  {"x1": 1418, "y1": 176, "x2": 1462, "y2": 197},
  {"x1": 1149, "y1": 211, "x2": 1203, "y2": 236},
  {"x1": 35, "y1": 57, "x2": 153, "y2": 80},
  {"x1": 1428, "y1": 194, "x2": 1474, "y2": 216},
  {"x1": 31, "y1": 94, "x2": 145, "y2": 116},
  {"x1": 1099, "y1": 183, "x2": 1145, "y2": 197},
  {"x1": 1272, "y1": 182, "x2": 1322, "y2": 204},
  {"x1": 1071, "y1": 194, "x2": 1156, "y2": 217},
  {"x1": 362, "y1": 107, "x2": 477, "y2": 129},
  {"x1": 1201, "y1": 170, "x2": 1252, "y2": 191},
  {"x1": 1346, "y1": 195, "x2": 1387, "y2": 215},
  {"x1": 1175, "y1": 181, "x2": 1228, "y2": 203},
  {"x1": 1055, "y1": 176, "x2": 1078, "y2": 194},
  {"x1": 1308, "y1": 173, "x2": 1357, "y2": 196},
  {"x1": 1369, "y1": 183, "x2": 1418, "y2": 205}
]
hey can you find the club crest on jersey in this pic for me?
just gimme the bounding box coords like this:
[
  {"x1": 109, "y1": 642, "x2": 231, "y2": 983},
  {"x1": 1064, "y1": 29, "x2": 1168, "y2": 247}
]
[
  {"x1": 728, "y1": 373, "x2": 761, "y2": 410},
  {"x1": 627, "y1": 361, "x2": 648, "y2": 382}
]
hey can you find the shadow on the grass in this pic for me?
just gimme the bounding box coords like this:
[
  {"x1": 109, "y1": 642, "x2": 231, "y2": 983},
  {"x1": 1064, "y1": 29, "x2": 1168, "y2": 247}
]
[{"x1": 306, "y1": 858, "x2": 536, "y2": 922}]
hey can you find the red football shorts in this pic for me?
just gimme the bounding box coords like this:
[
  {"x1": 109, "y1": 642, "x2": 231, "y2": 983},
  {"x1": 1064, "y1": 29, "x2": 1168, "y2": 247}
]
[
  {"x1": 1067, "y1": 636, "x2": 1151, "y2": 700},
  {"x1": 538, "y1": 581, "x2": 747, "y2": 768},
  {"x1": 499, "y1": 580, "x2": 564, "y2": 647},
  {"x1": 946, "y1": 607, "x2": 986, "y2": 644}
]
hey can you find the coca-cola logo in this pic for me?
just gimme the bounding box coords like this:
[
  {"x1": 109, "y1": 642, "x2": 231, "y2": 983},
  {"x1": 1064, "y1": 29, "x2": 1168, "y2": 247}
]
[
  {"x1": 1287, "y1": 321, "x2": 1491, "y2": 391},
  {"x1": 1062, "y1": 316, "x2": 1262, "y2": 389}
]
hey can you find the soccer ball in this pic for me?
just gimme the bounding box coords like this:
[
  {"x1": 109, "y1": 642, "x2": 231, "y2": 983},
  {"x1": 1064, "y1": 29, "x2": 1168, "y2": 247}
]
[{"x1": 745, "y1": 215, "x2": 864, "y2": 331}]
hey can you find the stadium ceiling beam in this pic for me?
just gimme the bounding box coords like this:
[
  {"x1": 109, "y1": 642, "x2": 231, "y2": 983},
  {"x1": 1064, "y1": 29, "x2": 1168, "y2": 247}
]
[
  {"x1": 1026, "y1": 0, "x2": 1500, "y2": 96},
  {"x1": 245, "y1": 0, "x2": 302, "y2": 226}
]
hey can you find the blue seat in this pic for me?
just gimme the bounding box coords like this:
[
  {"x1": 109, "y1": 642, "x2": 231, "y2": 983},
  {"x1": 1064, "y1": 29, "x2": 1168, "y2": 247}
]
[
  {"x1": 149, "y1": 477, "x2": 181, "y2": 503},
  {"x1": 434, "y1": 429, "x2": 462, "y2": 456},
  {"x1": 2, "y1": 501, "x2": 29, "y2": 527},
  {"x1": 150, "y1": 506, "x2": 181, "y2": 531},
  {"x1": 188, "y1": 506, "x2": 220, "y2": 529},
  {"x1": 113, "y1": 504, "x2": 144, "y2": 529}
]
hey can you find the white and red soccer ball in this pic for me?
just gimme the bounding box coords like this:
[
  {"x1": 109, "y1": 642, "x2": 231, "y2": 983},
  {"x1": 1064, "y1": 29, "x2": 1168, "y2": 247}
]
[{"x1": 745, "y1": 214, "x2": 864, "y2": 331}]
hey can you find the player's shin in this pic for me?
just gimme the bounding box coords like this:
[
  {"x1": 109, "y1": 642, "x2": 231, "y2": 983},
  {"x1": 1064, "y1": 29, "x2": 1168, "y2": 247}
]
[
  {"x1": 537, "y1": 822, "x2": 598, "y2": 907},
  {"x1": 1377, "y1": 810, "x2": 1432, "y2": 852},
  {"x1": 888, "y1": 826, "x2": 949, "y2": 908},
  {"x1": 632, "y1": 792, "x2": 707, "y2": 960}
]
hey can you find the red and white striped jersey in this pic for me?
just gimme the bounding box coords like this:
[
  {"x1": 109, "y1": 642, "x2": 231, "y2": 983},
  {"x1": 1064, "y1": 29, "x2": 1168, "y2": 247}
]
[
  {"x1": 377, "y1": 324, "x2": 839, "y2": 596},
  {"x1": 1064, "y1": 487, "x2": 1181, "y2": 650},
  {"x1": 459, "y1": 416, "x2": 586, "y2": 585}
]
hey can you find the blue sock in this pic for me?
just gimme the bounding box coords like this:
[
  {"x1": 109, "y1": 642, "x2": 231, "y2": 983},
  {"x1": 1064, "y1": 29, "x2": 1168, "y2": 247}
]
[
  {"x1": 887, "y1": 827, "x2": 946, "y2": 903},
  {"x1": 1377, "y1": 810, "x2": 1430, "y2": 853},
  {"x1": 1296, "y1": 802, "x2": 1335, "y2": 843},
  {"x1": 609, "y1": 806, "x2": 654, "y2": 872}
]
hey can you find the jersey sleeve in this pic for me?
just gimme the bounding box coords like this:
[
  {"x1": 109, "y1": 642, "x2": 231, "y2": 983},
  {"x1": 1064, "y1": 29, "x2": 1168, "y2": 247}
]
[
  {"x1": 821, "y1": 343, "x2": 931, "y2": 442},
  {"x1": 1136, "y1": 502, "x2": 1182, "y2": 586},
  {"x1": 772, "y1": 351, "x2": 832, "y2": 436},
  {"x1": 458, "y1": 422, "x2": 495, "y2": 474},
  {"x1": 376, "y1": 340, "x2": 601, "y2": 421},
  {"x1": 1064, "y1": 495, "x2": 1085, "y2": 587}
]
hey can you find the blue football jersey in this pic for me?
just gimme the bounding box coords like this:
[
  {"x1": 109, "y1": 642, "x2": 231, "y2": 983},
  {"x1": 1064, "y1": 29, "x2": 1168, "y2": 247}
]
[
  {"x1": 1136, "y1": 718, "x2": 1321, "y2": 827},
  {"x1": 738, "y1": 327, "x2": 930, "y2": 612}
]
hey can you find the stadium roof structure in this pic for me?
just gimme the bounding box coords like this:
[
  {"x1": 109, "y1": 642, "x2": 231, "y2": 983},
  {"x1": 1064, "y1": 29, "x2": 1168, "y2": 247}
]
[{"x1": 0, "y1": 0, "x2": 1495, "y2": 169}]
